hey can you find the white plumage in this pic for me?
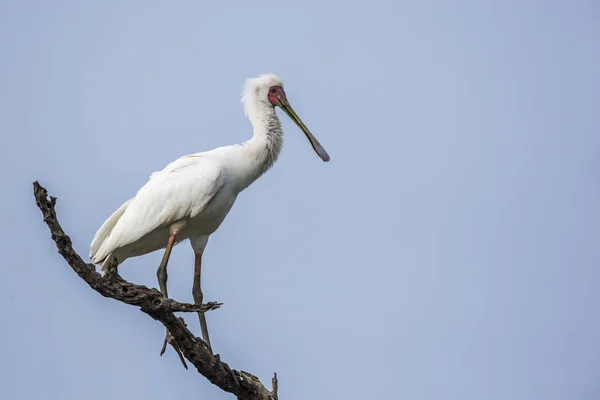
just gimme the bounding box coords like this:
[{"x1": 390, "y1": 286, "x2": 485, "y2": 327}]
[
  {"x1": 88, "y1": 73, "x2": 329, "y2": 357},
  {"x1": 90, "y1": 73, "x2": 328, "y2": 270},
  {"x1": 90, "y1": 153, "x2": 226, "y2": 270}
]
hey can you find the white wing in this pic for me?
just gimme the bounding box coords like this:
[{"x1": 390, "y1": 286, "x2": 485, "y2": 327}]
[
  {"x1": 149, "y1": 152, "x2": 206, "y2": 179},
  {"x1": 90, "y1": 153, "x2": 224, "y2": 263},
  {"x1": 89, "y1": 198, "x2": 132, "y2": 259}
]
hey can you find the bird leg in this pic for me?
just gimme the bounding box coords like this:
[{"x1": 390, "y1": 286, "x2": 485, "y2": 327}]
[
  {"x1": 157, "y1": 233, "x2": 177, "y2": 298},
  {"x1": 193, "y1": 252, "x2": 213, "y2": 353},
  {"x1": 156, "y1": 233, "x2": 188, "y2": 369},
  {"x1": 160, "y1": 318, "x2": 188, "y2": 370}
]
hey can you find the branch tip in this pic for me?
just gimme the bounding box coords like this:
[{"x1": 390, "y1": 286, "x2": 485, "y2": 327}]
[{"x1": 271, "y1": 372, "x2": 279, "y2": 400}]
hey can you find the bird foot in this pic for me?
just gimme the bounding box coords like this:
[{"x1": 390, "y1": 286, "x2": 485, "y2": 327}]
[{"x1": 160, "y1": 327, "x2": 188, "y2": 370}]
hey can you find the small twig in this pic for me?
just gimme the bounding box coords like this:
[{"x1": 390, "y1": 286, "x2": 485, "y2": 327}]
[
  {"x1": 271, "y1": 372, "x2": 279, "y2": 400},
  {"x1": 167, "y1": 300, "x2": 222, "y2": 313}
]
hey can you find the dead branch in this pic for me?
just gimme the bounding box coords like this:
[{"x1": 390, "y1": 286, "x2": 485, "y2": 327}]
[
  {"x1": 33, "y1": 181, "x2": 278, "y2": 400},
  {"x1": 272, "y1": 373, "x2": 279, "y2": 400}
]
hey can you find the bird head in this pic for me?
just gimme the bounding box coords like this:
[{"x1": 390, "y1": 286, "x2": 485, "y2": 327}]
[{"x1": 242, "y1": 73, "x2": 330, "y2": 162}]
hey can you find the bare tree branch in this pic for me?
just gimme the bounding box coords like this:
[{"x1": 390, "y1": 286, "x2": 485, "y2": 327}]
[
  {"x1": 33, "y1": 181, "x2": 278, "y2": 400},
  {"x1": 166, "y1": 300, "x2": 222, "y2": 313},
  {"x1": 272, "y1": 373, "x2": 279, "y2": 400}
]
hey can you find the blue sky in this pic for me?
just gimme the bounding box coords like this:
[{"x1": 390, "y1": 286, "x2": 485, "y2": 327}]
[{"x1": 2, "y1": 1, "x2": 600, "y2": 399}]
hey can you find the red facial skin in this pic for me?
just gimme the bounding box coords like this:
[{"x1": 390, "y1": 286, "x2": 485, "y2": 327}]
[{"x1": 268, "y1": 86, "x2": 286, "y2": 106}]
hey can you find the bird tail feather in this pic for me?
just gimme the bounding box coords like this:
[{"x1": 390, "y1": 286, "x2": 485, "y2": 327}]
[{"x1": 90, "y1": 199, "x2": 132, "y2": 265}]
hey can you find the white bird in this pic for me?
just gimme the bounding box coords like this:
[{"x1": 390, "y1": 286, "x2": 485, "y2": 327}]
[{"x1": 89, "y1": 73, "x2": 329, "y2": 362}]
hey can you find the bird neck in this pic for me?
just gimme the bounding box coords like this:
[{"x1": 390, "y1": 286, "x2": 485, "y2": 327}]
[{"x1": 236, "y1": 104, "x2": 283, "y2": 191}]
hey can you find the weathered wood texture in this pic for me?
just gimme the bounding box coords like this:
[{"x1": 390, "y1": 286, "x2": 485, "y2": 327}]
[{"x1": 33, "y1": 181, "x2": 277, "y2": 400}]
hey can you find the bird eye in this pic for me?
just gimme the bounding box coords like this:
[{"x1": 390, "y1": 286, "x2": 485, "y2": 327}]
[{"x1": 270, "y1": 88, "x2": 277, "y2": 93}]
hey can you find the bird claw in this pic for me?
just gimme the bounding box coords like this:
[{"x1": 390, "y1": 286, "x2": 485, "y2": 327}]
[
  {"x1": 160, "y1": 328, "x2": 188, "y2": 370},
  {"x1": 160, "y1": 331, "x2": 172, "y2": 356}
]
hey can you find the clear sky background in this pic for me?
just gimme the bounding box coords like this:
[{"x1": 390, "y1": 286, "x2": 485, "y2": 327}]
[{"x1": 2, "y1": 1, "x2": 600, "y2": 399}]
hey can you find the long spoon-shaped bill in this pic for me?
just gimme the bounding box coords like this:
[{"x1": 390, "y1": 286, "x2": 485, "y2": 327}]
[{"x1": 278, "y1": 100, "x2": 330, "y2": 162}]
